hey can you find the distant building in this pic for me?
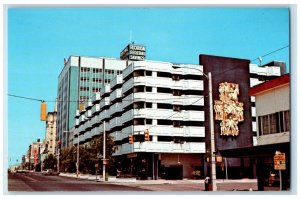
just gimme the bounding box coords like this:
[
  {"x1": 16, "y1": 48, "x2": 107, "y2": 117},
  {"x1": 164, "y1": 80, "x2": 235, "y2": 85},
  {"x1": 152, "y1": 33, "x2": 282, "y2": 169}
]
[
  {"x1": 57, "y1": 56, "x2": 127, "y2": 149},
  {"x1": 29, "y1": 139, "x2": 42, "y2": 171},
  {"x1": 45, "y1": 108, "x2": 57, "y2": 155},
  {"x1": 249, "y1": 73, "x2": 290, "y2": 190}
]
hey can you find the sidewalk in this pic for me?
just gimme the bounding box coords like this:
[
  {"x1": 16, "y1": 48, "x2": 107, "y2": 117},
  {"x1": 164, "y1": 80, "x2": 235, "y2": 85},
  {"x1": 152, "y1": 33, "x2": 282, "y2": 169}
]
[{"x1": 59, "y1": 172, "x2": 257, "y2": 186}]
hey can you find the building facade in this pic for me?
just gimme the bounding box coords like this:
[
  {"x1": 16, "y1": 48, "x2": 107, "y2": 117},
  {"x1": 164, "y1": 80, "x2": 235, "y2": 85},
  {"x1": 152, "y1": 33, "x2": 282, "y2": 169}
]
[
  {"x1": 249, "y1": 74, "x2": 290, "y2": 190},
  {"x1": 57, "y1": 56, "x2": 127, "y2": 149},
  {"x1": 45, "y1": 111, "x2": 57, "y2": 155},
  {"x1": 74, "y1": 60, "x2": 205, "y2": 179}
]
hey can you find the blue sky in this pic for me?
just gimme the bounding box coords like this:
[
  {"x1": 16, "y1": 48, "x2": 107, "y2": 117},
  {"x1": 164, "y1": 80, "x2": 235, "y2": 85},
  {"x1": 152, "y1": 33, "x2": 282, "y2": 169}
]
[{"x1": 6, "y1": 7, "x2": 290, "y2": 166}]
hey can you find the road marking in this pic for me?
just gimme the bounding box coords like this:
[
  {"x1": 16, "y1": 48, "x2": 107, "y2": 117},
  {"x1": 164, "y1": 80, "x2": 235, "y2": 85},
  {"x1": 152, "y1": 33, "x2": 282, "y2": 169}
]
[{"x1": 19, "y1": 174, "x2": 37, "y2": 182}]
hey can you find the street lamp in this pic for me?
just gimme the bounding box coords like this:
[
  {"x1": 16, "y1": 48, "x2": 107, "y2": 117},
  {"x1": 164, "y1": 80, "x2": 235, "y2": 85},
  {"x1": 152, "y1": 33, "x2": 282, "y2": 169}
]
[
  {"x1": 102, "y1": 121, "x2": 107, "y2": 181},
  {"x1": 57, "y1": 139, "x2": 61, "y2": 173},
  {"x1": 189, "y1": 67, "x2": 217, "y2": 191},
  {"x1": 76, "y1": 131, "x2": 79, "y2": 177}
]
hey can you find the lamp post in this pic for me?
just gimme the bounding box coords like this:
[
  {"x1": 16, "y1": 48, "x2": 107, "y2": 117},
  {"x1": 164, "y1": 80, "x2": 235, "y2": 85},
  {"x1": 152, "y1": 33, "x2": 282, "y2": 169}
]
[
  {"x1": 76, "y1": 132, "x2": 79, "y2": 177},
  {"x1": 102, "y1": 121, "x2": 107, "y2": 181},
  {"x1": 208, "y1": 72, "x2": 217, "y2": 191},
  {"x1": 57, "y1": 140, "x2": 60, "y2": 173},
  {"x1": 189, "y1": 67, "x2": 217, "y2": 191}
]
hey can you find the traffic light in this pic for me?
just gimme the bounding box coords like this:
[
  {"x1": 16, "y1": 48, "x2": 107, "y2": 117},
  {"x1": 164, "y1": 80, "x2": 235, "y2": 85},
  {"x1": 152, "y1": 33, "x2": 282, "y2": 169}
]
[
  {"x1": 144, "y1": 129, "x2": 150, "y2": 141},
  {"x1": 129, "y1": 134, "x2": 133, "y2": 144},
  {"x1": 40, "y1": 101, "x2": 47, "y2": 121}
]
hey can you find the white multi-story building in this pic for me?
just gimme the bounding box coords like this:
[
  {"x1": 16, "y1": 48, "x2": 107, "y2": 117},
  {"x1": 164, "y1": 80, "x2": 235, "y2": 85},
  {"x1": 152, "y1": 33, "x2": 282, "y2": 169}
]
[{"x1": 74, "y1": 60, "x2": 205, "y2": 179}]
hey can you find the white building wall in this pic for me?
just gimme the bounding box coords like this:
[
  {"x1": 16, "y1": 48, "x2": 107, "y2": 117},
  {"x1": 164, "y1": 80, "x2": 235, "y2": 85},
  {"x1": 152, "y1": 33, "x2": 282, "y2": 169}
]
[{"x1": 255, "y1": 85, "x2": 289, "y2": 116}]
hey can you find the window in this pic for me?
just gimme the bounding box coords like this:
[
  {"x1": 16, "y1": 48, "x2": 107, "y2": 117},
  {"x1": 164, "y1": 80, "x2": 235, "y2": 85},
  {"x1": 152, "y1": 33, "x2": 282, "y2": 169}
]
[
  {"x1": 146, "y1": 119, "x2": 152, "y2": 124},
  {"x1": 93, "y1": 68, "x2": 102, "y2": 73},
  {"x1": 146, "y1": 87, "x2": 152, "y2": 92},
  {"x1": 92, "y1": 78, "x2": 102, "y2": 83},
  {"x1": 258, "y1": 110, "x2": 290, "y2": 135},
  {"x1": 283, "y1": 110, "x2": 290, "y2": 132},
  {"x1": 92, "y1": 87, "x2": 100, "y2": 92},
  {"x1": 173, "y1": 90, "x2": 181, "y2": 96},
  {"x1": 173, "y1": 105, "x2": 181, "y2": 112},
  {"x1": 80, "y1": 87, "x2": 90, "y2": 91},
  {"x1": 172, "y1": 74, "x2": 180, "y2": 81},
  {"x1": 146, "y1": 103, "x2": 152, "y2": 108},
  {"x1": 80, "y1": 68, "x2": 90, "y2": 72},
  {"x1": 173, "y1": 121, "x2": 181, "y2": 127},
  {"x1": 80, "y1": 77, "x2": 89, "y2": 82},
  {"x1": 146, "y1": 71, "x2": 152, "y2": 76},
  {"x1": 270, "y1": 113, "x2": 277, "y2": 134}
]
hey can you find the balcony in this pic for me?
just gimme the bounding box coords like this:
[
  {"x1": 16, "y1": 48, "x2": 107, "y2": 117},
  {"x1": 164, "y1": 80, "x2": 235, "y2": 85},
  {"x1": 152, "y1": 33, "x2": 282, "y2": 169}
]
[
  {"x1": 91, "y1": 92, "x2": 101, "y2": 104},
  {"x1": 92, "y1": 104, "x2": 100, "y2": 115},
  {"x1": 121, "y1": 109, "x2": 133, "y2": 124},
  {"x1": 109, "y1": 117, "x2": 122, "y2": 130},
  {"x1": 79, "y1": 114, "x2": 86, "y2": 124},
  {"x1": 249, "y1": 64, "x2": 281, "y2": 76},
  {"x1": 130, "y1": 108, "x2": 204, "y2": 121},
  {"x1": 111, "y1": 131, "x2": 127, "y2": 141},
  {"x1": 113, "y1": 142, "x2": 206, "y2": 156},
  {"x1": 109, "y1": 102, "x2": 123, "y2": 116},
  {"x1": 110, "y1": 88, "x2": 122, "y2": 102},
  {"x1": 133, "y1": 125, "x2": 205, "y2": 137},
  {"x1": 122, "y1": 63, "x2": 134, "y2": 80},
  {"x1": 100, "y1": 97, "x2": 110, "y2": 109},
  {"x1": 252, "y1": 121, "x2": 257, "y2": 132},
  {"x1": 251, "y1": 107, "x2": 256, "y2": 117},
  {"x1": 110, "y1": 75, "x2": 123, "y2": 89},
  {"x1": 121, "y1": 125, "x2": 133, "y2": 135},
  {"x1": 122, "y1": 94, "x2": 133, "y2": 109},
  {"x1": 84, "y1": 109, "x2": 92, "y2": 118},
  {"x1": 85, "y1": 100, "x2": 93, "y2": 109},
  {"x1": 100, "y1": 85, "x2": 110, "y2": 97},
  {"x1": 122, "y1": 78, "x2": 134, "y2": 94}
]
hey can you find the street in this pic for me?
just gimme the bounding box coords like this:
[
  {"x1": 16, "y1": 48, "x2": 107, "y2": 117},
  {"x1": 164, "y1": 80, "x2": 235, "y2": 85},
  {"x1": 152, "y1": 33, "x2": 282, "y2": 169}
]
[
  {"x1": 7, "y1": 172, "x2": 259, "y2": 192},
  {"x1": 8, "y1": 172, "x2": 148, "y2": 192}
]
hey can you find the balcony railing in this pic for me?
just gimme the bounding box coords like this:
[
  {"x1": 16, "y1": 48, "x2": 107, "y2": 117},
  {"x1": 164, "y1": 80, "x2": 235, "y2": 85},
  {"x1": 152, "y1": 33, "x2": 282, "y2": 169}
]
[{"x1": 113, "y1": 142, "x2": 206, "y2": 156}]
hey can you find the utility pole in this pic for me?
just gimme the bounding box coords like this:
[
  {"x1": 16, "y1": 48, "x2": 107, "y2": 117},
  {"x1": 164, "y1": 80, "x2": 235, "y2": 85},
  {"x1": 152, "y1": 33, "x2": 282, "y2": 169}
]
[
  {"x1": 76, "y1": 132, "x2": 79, "y2": 177},
  {"x1": 208, "y1": 72, "x2": 217, "y2": 191},
  {"x1": 102, "y1": 121, "x2": 107, "y2": 181}
]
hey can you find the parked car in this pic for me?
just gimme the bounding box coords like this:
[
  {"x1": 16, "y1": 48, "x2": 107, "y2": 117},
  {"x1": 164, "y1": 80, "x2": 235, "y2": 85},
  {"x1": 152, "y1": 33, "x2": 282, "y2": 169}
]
[{"x1": 43, "y1": 169, "x2": 54, "y2": 175}]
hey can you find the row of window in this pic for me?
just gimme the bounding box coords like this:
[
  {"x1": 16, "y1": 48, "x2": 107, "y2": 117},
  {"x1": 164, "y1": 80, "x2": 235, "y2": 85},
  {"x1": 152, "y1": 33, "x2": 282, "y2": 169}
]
[
  {"x1": 132, "y1": 102, "x2": 203, "y2": 111},
  {"x1": 258, "y1": 110, "x2": 290, "y2": 136},
  {"x1": 80, "y1": 67, "x2": 122, "y2": 75},
  {"x1": 80, "y1": 86, "x2": 103, "y2": 92},
  {"x1": 132, "y1": 86, "x2": 203, "y2": 96},
  {"x1": 116, "y1": 135, "x2": 205, "y2": 144},
  {"x1": 132, "y1": 70, "x2": 203, "y2": 80}
]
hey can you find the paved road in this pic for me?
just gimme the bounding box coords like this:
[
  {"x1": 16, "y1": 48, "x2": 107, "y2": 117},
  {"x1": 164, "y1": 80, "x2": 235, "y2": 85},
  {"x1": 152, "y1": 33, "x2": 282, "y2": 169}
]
[
  {"x1": 8, "y1": 172, "x2": 259, "y2": 193},
  {"x1": 8, "y1": 172, "x2": 148, "y2": 192}
]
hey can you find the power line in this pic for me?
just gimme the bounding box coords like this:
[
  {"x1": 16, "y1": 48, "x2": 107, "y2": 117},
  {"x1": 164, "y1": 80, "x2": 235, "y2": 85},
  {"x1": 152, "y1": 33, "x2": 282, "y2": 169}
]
[
  {"x1": 8, "y1": 93, "x2": 206, "y2": 103},
  {"x1": 210, "y1": 45, "x2": 289, "y2": 76},
  {"x1": 8, "y1": 94, "x2": 43, "y2": 102},
  {"x1": 251, "y1": 45, "x2": 289, "y2": 62}
]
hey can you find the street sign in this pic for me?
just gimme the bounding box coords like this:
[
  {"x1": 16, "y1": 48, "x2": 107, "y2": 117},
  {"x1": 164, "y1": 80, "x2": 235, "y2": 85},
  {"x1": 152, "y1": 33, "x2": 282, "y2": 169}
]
[{"x1": 274, "y1": 153, "x2": 286, "y2": 170}]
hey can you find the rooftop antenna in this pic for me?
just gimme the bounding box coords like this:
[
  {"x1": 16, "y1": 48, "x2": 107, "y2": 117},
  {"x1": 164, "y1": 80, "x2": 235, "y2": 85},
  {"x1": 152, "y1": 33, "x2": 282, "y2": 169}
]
[
  {"x1": 129, "y1": 30, "x2": 132, "y2": 43},
  {"x1": 258, "y1": 56, "x2": 263, "y2": 66}
]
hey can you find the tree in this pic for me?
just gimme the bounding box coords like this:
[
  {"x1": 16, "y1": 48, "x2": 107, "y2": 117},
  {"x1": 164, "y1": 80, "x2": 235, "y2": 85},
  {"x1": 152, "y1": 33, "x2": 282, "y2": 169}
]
[
  {"x1": 43, "y1": 154, "x2": 57, "y2": 170},
  {"x1": 58, "y1": 135, "x2": 116, "y2": 175}
]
